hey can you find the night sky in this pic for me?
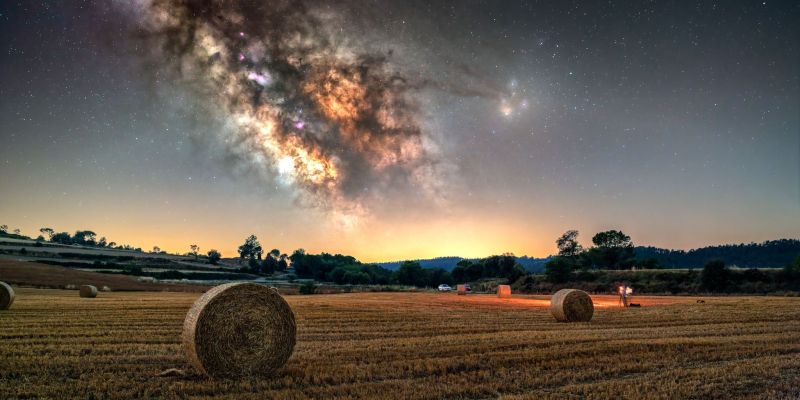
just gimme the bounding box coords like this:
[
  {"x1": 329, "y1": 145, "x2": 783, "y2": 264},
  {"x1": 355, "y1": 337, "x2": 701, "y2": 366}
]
[{"x1": 1, "y1": 1, "x2": 798, "y2": 261}]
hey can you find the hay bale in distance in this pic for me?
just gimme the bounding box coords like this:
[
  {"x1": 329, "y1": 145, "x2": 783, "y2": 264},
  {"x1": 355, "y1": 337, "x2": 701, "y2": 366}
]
[
  {"x1": 0, "y1": 281, "x2": 14, "y2": 310},
  {"x1": 497, "y1": 285, "x2": 512, "y2": 298},
  {"x1": 182, "y1": 282, "x2": 296, "y2": 379},
  {"x1": 550, "y1": 289, "x2": 594, "y2": 322},
  {"x1": 456, "y1": 284, "x2": 467, "y2": 295},
  {"x1": 101, "y1": 286, "x2": 112, "y2": 292},
  {"x1": 79, "y1": 285, "x2": 98, "y2": 298}
]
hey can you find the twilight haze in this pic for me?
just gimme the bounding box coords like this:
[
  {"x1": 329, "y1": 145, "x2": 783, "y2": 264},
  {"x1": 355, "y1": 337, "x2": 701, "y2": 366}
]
[{"x1": 0, "y1": 1, "x2": 797, "y2": 262}]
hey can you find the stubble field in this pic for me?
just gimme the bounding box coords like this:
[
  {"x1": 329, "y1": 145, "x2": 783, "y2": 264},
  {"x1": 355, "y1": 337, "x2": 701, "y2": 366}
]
[{"x1": 1, "y1": 288, "x2": 799, "y2": 399}]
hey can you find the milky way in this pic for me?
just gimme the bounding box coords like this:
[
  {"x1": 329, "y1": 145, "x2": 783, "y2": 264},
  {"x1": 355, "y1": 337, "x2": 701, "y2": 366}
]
[{"x1": 130, "y1": 0, "x2": 445, "y2": 223}]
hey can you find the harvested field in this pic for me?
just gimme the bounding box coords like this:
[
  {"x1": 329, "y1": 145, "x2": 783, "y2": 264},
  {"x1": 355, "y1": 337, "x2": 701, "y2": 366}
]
[{"x1": 1, "y1": 288, "x2": 799, "y2": 399}]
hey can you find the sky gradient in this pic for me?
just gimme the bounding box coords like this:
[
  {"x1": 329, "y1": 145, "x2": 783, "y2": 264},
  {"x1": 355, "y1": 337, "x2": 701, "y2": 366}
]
[{"x1": 1, "y1": 1, "x2": 798, "y2": 262}]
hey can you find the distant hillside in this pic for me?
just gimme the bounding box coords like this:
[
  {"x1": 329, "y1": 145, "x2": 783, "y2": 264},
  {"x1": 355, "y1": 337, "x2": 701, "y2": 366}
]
[
  {"x1": 375, "y1": 239, "x2": 799, "y2": 273},
  {"x1": 0, "y1": 259, "x2": 207, "y2": 292},
  {"x1": 635, "y1": 239, "x2": 800, "y2": 268},
  {"x1": 376, "y1": 255, "x2": 551, "y2": 273}
]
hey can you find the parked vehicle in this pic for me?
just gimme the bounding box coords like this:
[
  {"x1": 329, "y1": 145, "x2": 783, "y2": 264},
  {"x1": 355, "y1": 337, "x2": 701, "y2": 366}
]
[{"x1": 437, "y1": 284, "x2": 452, "y2": 292}]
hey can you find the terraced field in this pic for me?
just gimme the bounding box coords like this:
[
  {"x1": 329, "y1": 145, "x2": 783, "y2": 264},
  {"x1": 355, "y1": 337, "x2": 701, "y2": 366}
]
[{"x1": 1, "y1": 288, "x2": 799, "y2": 399}]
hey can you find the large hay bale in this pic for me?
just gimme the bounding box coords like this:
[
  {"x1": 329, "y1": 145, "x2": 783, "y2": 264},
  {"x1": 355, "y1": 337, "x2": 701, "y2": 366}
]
[
  {"x1": 182, "y1": 282, "x2": 296, "y2": 379},
  {"x1": 550, "y1": 289, "x2": 593, "y2": 322},
  {"x1": 0, "y1": 281, "x2": 14, "y2": 310},
  {"x1": 79, "y1": 285, "x2": 98, "y2": 298},
  {"x1": 497, "y1": 285, "x2": 511, "y2": 298},
  {"x1": 456, "y1": 284, "x2": 467, "y2": 295}
]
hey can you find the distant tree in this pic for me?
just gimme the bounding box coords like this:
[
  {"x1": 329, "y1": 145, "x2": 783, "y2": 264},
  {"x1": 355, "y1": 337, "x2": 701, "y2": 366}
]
[
  {"x1": 451, "y1": 264, "x2": 468, "y2": 282},
  {"x1": 701, "y1": 259, "x2": 729, "y2": 292},
  {"x1": 277, "y1": 253, "x2": 289, "y2": 272},
  {"x1": 72, "y1": 230, "x2": 97, "y2": 246},
  {"x1": 782, "y1": 256, "x2": 800, "y2": 281},
  {"x1": 592, "y1": 230, "x2": 633, "y2": 248},
  {"x1": 97, "y1": 237, "x2": 107, "y2": 248},
  {"x1": 152, "y1": 246, "x2": 161, "y2": 254},
  {"x1": 0, "y1": 225, "x2": 7, "y2": 234},
  {"x1": 465, "y1": 262, "x2": 483, "y2": 281},
  {"x1": 35, "y1": 235, "x2": 45, "y2": 242},
  {"x1": 13, "y1": 228, "x2": 21, "y2": 235},
  {"x1": 259, "y1": 248, "x2": 281, "y2": 275},
  {"x1": 39, "y1": 228, "x2": 54, "y2": 240},
  {"x1": 742, "y1": 268, "x2": 766, "y2": 282},
  {"x1": 637, "y1": 257, "x2": 661, "y2": 269},
  {"x1": 248, "y1": 256, "x2": 260, "y2": 271},
  {"x1": 238, "y1": 235, "x2": 263, "y2": 263},
  {"x1": 289, "y1": 249, "x2": 308, "y2": 276},
  {"x1": 545, "y1": 257, "x2": 574, "y2": 283},
  {"x1": 557, "y1": 230, "x2": 583, "y2": 257},
  {"x1": 107, "y1": 241, "x2": 117, "y2": 248},
  {"x1": 394, "y1": 261, "x2": 424, "y2": 286},
  {"x1": 506, "y1": 264, "x2": 527, "y2": 284},
  {"x1": 189, "y1": 244, "x2": 200, "y2": 259},
  {"x1": 426, "y1": 268, "x2": 454, "y2": 287},
  {"x1": 50, "y1": 232, "x2": 73, "y2": 245},
  {"x1": 584, "y1": 230, "x2": 636, "y2": 270},
  {"x1": 261, "y1": 256, "x2": 277, "y2": 275},
  {"x1": 207, "y1": 249, "x2": 221, "y2": 265}
]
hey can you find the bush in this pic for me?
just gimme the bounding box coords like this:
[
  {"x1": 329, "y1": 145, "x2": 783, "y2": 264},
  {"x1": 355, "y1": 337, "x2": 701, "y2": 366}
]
[
  {"x1": 299, "y1": 282, "x2": 317, "y2": 295},
  {"x1": 545, "y1": 257, "x2": 574, "y2": 283},
  {"x1": 701, "y1": 259, "x2": 729, "y2": 292}
]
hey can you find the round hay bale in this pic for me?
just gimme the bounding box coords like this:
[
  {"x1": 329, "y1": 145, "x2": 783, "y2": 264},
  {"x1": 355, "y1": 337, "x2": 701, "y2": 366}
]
[
  {"x1": 456, "y1": 284, "x2": 467, "y2": 295},
  {"x1": 550, "y1": 289, "x2": 593, "y2": 322},
  {"x1": 0, "y1": 281, "x2": 14, "y2": 310},
  {"x1": 497, "y1": 285, "x2": 512, "y2": 298},
  {"x1": 182, "y1": 282, "x2": 296, "y2": 379},
  {"x1": 79, "y1": 285, "x2": 98, "y2": 298}
]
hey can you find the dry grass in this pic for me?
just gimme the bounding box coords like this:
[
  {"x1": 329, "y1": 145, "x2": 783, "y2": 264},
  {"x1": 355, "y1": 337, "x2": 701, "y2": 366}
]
[{"x1": 1, "y1": 288, "x2": 799, "y2": 399}]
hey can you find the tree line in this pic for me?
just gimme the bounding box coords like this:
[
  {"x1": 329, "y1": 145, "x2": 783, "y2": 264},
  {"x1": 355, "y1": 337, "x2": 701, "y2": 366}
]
[{"x1": 634, "y1": 239, "x2": 800, "y2": 268}]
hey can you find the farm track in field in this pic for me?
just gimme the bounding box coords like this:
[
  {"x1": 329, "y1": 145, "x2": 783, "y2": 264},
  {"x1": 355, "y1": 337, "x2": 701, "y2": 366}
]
[{"x1": 1, "y1": 289, "x2": 799, "y2": 399}]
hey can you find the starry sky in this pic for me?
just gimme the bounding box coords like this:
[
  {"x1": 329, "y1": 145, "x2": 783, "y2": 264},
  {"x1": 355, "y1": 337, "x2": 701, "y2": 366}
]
[{"x1": 1, "y1": 1, "x2": 798, "y2": 262}]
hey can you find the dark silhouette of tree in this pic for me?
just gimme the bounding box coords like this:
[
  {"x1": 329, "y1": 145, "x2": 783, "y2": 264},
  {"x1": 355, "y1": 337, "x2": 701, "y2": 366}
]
[
  {"x1": 592, "y1": 230, "x2": 633, "y2": 248},
  {"x1": 72, "y1": 230, "x2": 97, "y2": 246},
  {"x1": 557, "y1": 230, "x2": 583, "y2": 257},
  {"x1": 189, "y1": 244, "x2": 200, "y2": 259},
  {"x1": 50, "y1": 232, "x2": 73, "y2": 245},
  {"x1": 782, "y1": 256, "x2": 800, "y2": 280},
  {"x1": 238, "y1": 235, "x2": 263, "y2": 263},
  {"x1": 545, "y1": 257, "x2": 574, "y2": 283},
  {"x1": 582, "y1": 230, "x2": 636, "y2": 269},
  {"x1": 207, "y1": 249, "x2": 221, "y2": 265},
  {"x1": 278, "y1": 253, "x2": 289, "y2": 272},
  {"x1": 153, "y1": 246, "x2": 161, "y2": 254},
  {"x1": 635, "y1": 239, "x2": 800, "y2": 268},
  {"x1": 0, "y1": 225, "x2": 7, "y2": 234},
  {"x1": 395, "y1": 261, "x2": 424, "y2": 286},
  {"x1": 39, "y1": 228, "x2": 54, "y2": 240},
  {"x1": 701, "y1": 259, "x2": 729, "y2": 292}
]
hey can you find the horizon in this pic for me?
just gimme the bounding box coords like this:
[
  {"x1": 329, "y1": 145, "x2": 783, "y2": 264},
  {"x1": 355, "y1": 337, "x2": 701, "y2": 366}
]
[
  {"x1": 1, "y1": 223, "x2": 797, "y2": 263},
  {"x1": 1, "y1": 1, "x2": 798, "y2": 264}
]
